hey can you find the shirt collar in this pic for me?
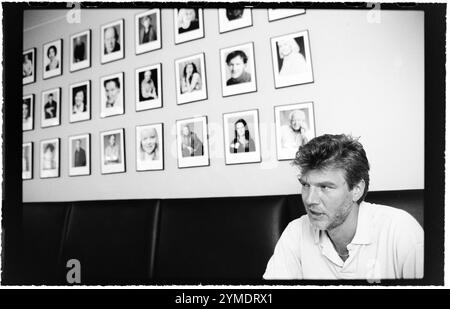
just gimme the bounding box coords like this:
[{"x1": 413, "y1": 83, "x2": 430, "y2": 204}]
[{"x1": 312, "y1": 201, "x2": 373, "y2": 245}]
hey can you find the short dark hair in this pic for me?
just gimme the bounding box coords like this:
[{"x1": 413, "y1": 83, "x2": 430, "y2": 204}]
[
  {"x1": 47, "y1": 45, "x2": 57, "y2": 58},
  {"x1": 104, "y1": 77, "x2": 120, "y2": 89},
  {"x1": 226, "y1": 50, "x2": 248, "y2": 65},
  {"x1": 293, "y1": 134, "x2": 370, "y2": 204}
]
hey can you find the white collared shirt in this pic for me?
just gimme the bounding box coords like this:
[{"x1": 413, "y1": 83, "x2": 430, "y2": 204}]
[{"x1": 263, "y1": 202, "x2": 424, "y2": 280}]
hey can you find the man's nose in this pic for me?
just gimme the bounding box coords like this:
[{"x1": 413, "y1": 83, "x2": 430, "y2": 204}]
[{"x1": 304, "y1": 186, "x2": 320, "y2": 205}]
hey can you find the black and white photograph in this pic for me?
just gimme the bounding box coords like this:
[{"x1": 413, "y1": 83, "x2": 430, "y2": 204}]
[
  {"x1": 267, "y1": 8, "x2": 306, "y2": 22},
  {"x1": 100, "y1": 128, "x2": 126, "y2": 174},
  {"x1": 43, "y1": 39, "x2": 62, "y2": 79},
  {"x1": 100, "y1": 72, "x2": 124, "y2": 118},
  {"x1": 136, "y1": 123, "x2": 164, "y2": 171},
  {"x1": 135, "y1": 63, "x2": 162, "y2": 111},
  {"x1": 101, "y1": 19, "x2": 124, "y2": 64},
  {"x1": 271, "y1": 30, "x2": 314, "y2": 88},
  {"x1": 176, "y1": 116, "x2": 209, "y2": 168},
  {"x1": 174, "y1": 8, "x2": 204, "y2": 44},
  {"x1": 70, "y1": 29, "x2": 91, "y2": 72},
  {"x1": 274, "y1": 102, "x2": 315, "y2": 160},
  {"x1": 220, "y1": 42, "x2": 257, "y2": 97},
  {"x1": 69, "y1": 134, "x2": 90, "y2": 176},
  {"x1": 175, "y1": 53, "x2": 207, "y2": 105},
  {"x1": 40, "y1": 138, "x2": 59, "y2": 178},
  {"x1": 218, "y1": 8, "x2": 252, "y2": 33},
  {"x1": 41, "y1": 87, "x2": 60, "y2": 128},
  {"x1": 22, "y1": 142, "x2": 33, "y2": 180},
  {"x1": 23, "y1": 48, "x2": 36, "y2": 85},
  {"x1": 135, "y1": 9, "x2": 161, "y2": 54},
  {"x1": 69, "y1": 80, "x2": 90, "y2": 123},
  {"x1": 223, "y1": 109, "x2": 261, "y2": 165},
  {"x1": 23, "y1": 94, "x2": 34, "y2": 131}
]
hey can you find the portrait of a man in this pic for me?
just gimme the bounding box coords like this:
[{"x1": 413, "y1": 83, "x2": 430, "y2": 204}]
[
  {"x1": 70, "y1": 30, "x2": 91, "y2": 72},
  {"x1": 101, "y1": 20, "x2": 124, "y2": 63},
  {"x1": 226, "y1": 50, "x2": 251, "y2": 86},
  {"x1": 44, "y1": 93, "x2": 57, "y2": 119},
  {"x1": 69, "y1": 134, "x2": 90, "y2": 176},
  {"x1": 100, "y1": 73, "x2": 124, "y2": 118},
  {"x1": 73, "y1": 139, "x2": 86, "y2": 167},
  {"x1": 104, "y1": 26, "x2": 120, "y2": 54}
]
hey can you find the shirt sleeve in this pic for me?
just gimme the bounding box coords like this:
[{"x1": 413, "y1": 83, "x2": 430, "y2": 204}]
[
  {"x1": 394, "y1": 212, "x2": 424, "y2": 279},
  {"x1": 263, "y1": 220, "x2": 303, "y2": 280}
]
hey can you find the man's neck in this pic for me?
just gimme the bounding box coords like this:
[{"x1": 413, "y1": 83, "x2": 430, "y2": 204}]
[{"x1": 326, "y1": 203, "x2": 359, "y2": 256}]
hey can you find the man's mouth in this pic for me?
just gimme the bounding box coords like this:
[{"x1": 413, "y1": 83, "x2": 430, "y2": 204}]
[{"x1": 308, "y1": 209, "x2": 324, "y2": 217}]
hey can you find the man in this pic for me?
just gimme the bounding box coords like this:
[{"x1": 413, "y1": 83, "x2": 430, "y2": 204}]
[
  {"x1": 104, "y1": 26, "x2": 120, "y2": 54},
  {"x1": 226, "y1": 50, "x2": 251, "y2": 86},
  {"x1": 74, "y1": 139, "x2": 86, "y2": 167},
  {"x1": 73, "y1": 36, "x2": 86, "y2": 62},
  {"x1": 280, "y1": 109, "x2": 310, "y2": 150},
  {"x1": 104, "y1": 78, "x2": 120, "y2": 109},
  {"x1": 139, "y1": 15, "x2": 157, "y2": 44},
  {"x1": 264, "y1": 134, "x2": 423, "y2": 280},
  {"x1": 44, "y1": 93, "x2": 57, "y2": 119}
]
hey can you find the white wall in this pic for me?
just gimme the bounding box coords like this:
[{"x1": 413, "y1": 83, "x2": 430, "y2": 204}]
[{"x1": 23, "y1": 8, "x2": 424, "y2": 202}]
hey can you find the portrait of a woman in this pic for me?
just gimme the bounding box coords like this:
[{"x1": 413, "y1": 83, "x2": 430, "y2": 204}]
[
  {"x1": 139, "y1": 127, "x2": 159, "y2": 161},
  {"x1": 181, "y1": 62, "x2": 201, "y2": 94},
  {"x1": 177, "y1": 8, "x2": 199, "y2": 34},
  {"x1": 104, "y1": 134, "x2": 120, "y2": 164},
  {"x1": 277, "y1": 38, "x2": 307, "y2": 76},
  {"x1": 230, "y1": 118, "x2": 256, "y2": 153},
  {"x1": 72, "y1": 88, "x2": 86, "y2": 114},
  {"x1": 42, "y1": 143, "x2": 56, "y2": 170},
  {"x1": 45, "y1": 45, "x2": 60, "y2": 71},
  {"x1": 23, "y1": 53, "x2": 33, "y2": 77}
]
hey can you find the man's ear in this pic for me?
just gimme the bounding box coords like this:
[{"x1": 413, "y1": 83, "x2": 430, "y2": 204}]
[{"x1": 352, "y1": 179, "x2": 365, "y2": 202}]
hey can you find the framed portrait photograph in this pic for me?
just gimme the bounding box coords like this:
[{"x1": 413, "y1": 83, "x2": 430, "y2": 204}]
[
  {"x1": 23, "y1": 94, "x2": 34, "y2": 131},
  {"x1": 23, "y1": 48, "x2": 36, "y2": 85},
  {"x1": 220, "y1": 42, "x2": 257, "y2": 97},
  {"x1": 22, "y1": 142, "x2": 33, "y2": 180},
  {"x1": 223, "y1": 109, "x2": 261, "y2": 165},
  {"x1": 100, "y1": 128, "x2": 126, "y2": 174},
  {"x1": 174, "y1": 8, "x2": 204, "y2": 44},
  {"x1": 274, "y1": 102, "x2": 316, "y2": 161},
  {"x1": 268, "y1": 8, "x2": 306, "y2": 22},
  {"x1": 41, "y1": 87, "x2": 60, "y2": 128},
  {"x1": 70, "y1": 29, "x2": 91, "y2": 72},
  {"x1": 69, "y1": 80, "x2": 91, "y2": 123},
  {"x1": 40, "y1": 138, "x2": 59, "y2": 178},
  {"x1": 100, "y1": 72, "x2": 124, "y2": 118},
  {"x1": 43, "y1": 39, "x2": 62, "y2": 79},
  {"x1": 136, "y1": 123, "x2": 164, "y2": 171},
  {"x1": 218, "y1": 8, "x2": 252, "y2": 33},
  {"x1": 135, "y1": 9, "x2": 161, "y2": 55},
  {"x1": 69, "y1": 133, "x2": 91, "y2": 176},
  {"x1": 101, "y1": 19, "x2": 124, "y2": 64},
  {"x1": 176, "y1": 116, "x2": 209, "y2": 168},
  {"x1": 271, "y1": 30, "x2": 314, "y2": 89},
  {"x1": 135, "y1": 63, "x2": 162, "y2": 111},
  {"x1": 175, "y1": 53, "x2": 208, "y2": 105}
]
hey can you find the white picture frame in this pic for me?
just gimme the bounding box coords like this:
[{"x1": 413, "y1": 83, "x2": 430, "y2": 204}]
[
  {"x1": 136, "y1": 123, "x2": 164, "y2": 171},
  {"x1": 69, "y1": 80, "x2": 91, "y2": 123},
  {"x1": 220, "y1": 42, "x2": 257, "y2": 97},
  {"x1": 40, "y1": 138, "x2": 60, "y2": 178},
  {"x1": 268, "y1": 8, "x2": 306, "y2": 22},
  {"x1": 174, "y1": 8, "x2": 204, "y2": 44},
  {"x1": 100, "y1": 72, "x2": 124, "y2": 118},
  {"x1": 270, "y1": 30, "x2": 314, "y2": 89},
  {"x1": 176, "y1": 116, "x2": 209, "y2": 168},
  {"x1": 100, "y1": 128, "x2": 126, "y2": 174},
  {"x1": 135, "y1": 9, "x2": 162, "y2": 55},
  {"x1": 70, "y1": 29, "x2": 91, "y2": 72},
  {"x1": 41, "y1": 87, "x2": 60, "y2": 128},
  {"x1": 274, "y1": 102, "x2": 316, "y2": 161},
  {"x1": 218, "y1": 8, "x2": 252, "y2": 33},
  {"x1": 175, "y1": 53, "x2": 208, "y2": 105},
  {"x1": 43, "y1": 39, "x2": 62, "y2": 79},
  {"x1": 69, "y1": 133, "x2": 91, "y2": 176},
  {"x1": 22, "y1": 142, "x2": 33, "y2": 180},
  {"x1": 223, "y1": 109, "x2": 261, "y2": 165},
  {"x1": 135, "y1": 63, "x2": 162, "y2": 111},
  {"x1": 23, "y1": 94, "x2": 34, "y2": 131},
  {"x1": 23, "y1": 48, "x2": 36, "y2": 85},
  {"x1": 101, "y1": 19, "x2": 125, "y2": 64}
]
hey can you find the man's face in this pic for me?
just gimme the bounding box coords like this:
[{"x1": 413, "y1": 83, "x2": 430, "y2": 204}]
[
  {"x1": 75, "y1": 140, "x2": 81, "y2": 150},
  {"x1": 228, "y1": 55, "x2": 246, "y2": 79},
  {"x1": 299, "y1": 167, "x2": 357, "y2": 232},
  {"x1": 23, "y1": 103, "x2": 29, "y2": 119},
  {"x1": 290, "y1": 111, "x2": 305, "y2": 131},
  {"x1": 47, "y1": 94, "x2": 54, "y2": 102},
  {"x1": 104, "y1": 27, "x2": 117, "y2": 53},
  {"x1": 75, "y1": 91, "x2": 84, "y2": 106},
  {"x1": 105, "y1": 81, "x2": 119, "y2": 105},
  {"x1": 142, "y1": 17, "x2": 151, "y2": 28}
]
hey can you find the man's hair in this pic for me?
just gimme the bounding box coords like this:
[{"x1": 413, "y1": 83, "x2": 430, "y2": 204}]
[
  {"x1": 293, "y1": 134, "x2": 370, "y2": 204},
  {"x1": 104, "y1": 77, "x2": 120, "y2": 89},
  {"x1": 226, "y1": 50, "x2": 248, "y2": 65}
]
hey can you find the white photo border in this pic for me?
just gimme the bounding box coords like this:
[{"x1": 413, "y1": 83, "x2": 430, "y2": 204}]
[
  {"x1": 101, "y1": 19, "x2": 125, "y2": 64},
  {"x1": 69, "y1": 133, "x2": 91, "y2": 176},
  {"x1": 175, "y1": 52, "x2": 208, "y2": 105},
  {"x1": 100, "y1": 72, "x2": 125, "y2": 118},
  {"x1": 22, "y1": 142, "x2": 33, "y2": 180},
  {"x1": 42, "y1": 39, "x2": 63, "y2": 80},
  {"x1": 173, "y1": 8, "x2": 205, "y2": 44},
  {"x1": 70, "y1": 29, "x2": 91, "y2": 72},
  {"x1": 135, "y1": 9, "x2": 162, "y2": 55},
  {"x1": 41, "y1": 87, "x2": 61, "y2": 128},
  {"x1": 69, "y1": 80, "x2": 91, "y2": 123},
  {"x1": 100, "y1": 128, "x2": 126, "y2": 174},
  {"x1": 23, "y1": 94, "x2": 34, "y2": 132},
  {"x1": 135, "y1": 63, "x2": 163, "y2": 111},
  {"x1": 136, "y1": 123, "x2": 164, "y2": 171},
  {"x1": 23, "y1": 47, "x2": 36, "y2": 85},
  {"x1": 176, "y1": 116, "x2": 210, "y2": 168},
  {"x1": 40, "y1": 137, "x2": 60, "y2": 179}
]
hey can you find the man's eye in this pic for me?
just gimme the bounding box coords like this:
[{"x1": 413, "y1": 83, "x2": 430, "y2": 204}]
[{"x1": 321, "y1": 185, "x2": 331, "y2": 191}]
